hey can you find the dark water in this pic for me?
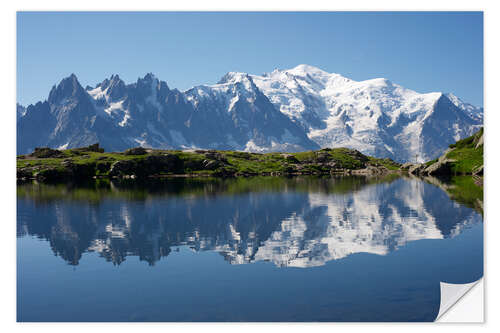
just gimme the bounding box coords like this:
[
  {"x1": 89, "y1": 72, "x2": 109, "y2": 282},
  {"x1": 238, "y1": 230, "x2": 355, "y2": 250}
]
[{"x1": 17, "y1": 175, "x2": 483, "y2": 322}]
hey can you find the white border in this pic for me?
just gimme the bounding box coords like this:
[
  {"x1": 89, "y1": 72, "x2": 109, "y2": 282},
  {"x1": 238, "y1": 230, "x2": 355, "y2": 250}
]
[{"x1": 2, "y1": 1, "x2": 498, "y2": 332}]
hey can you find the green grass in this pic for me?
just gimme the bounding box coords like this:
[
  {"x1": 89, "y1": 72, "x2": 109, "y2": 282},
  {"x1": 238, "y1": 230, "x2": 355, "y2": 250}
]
[
  {"x1": 422, "y1": 128, "x2": 483, "y2": 175},
  {"x1": 329, "y1": 149, "x2": 365, "y2": 169},
  {"x1": 293, "y1": 151, "x2": 317, "y2": 162},
  {"x1": 367, "y1": 156, "x2": 401, "y2": 170},
  {"x1": 224, "y1": 152, "x2": 286, "y2": 174},
  {"x1": 446, "y1": 146, "x2": 483, "y2": 174}
]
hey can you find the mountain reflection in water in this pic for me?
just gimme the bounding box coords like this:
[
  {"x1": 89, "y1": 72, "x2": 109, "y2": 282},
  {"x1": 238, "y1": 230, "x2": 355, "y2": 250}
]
[{"x1": 17, "y1": 175, "x2": 482, "y2": 268}]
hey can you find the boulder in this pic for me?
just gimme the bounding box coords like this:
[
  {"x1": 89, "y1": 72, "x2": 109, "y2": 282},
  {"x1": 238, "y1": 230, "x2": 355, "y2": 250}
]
[
  {"x1": 315, "y1": 152, "x2": 330, "y2": 163},
  {"x1": 408, "y1": 163, "x2": 426, "y2": 175},
  {"x1": 72, "y1": 143, "x2": 104, "y2": 153},
  {"x1": 201, "y1": 159, "x2": 221, "y2": 170},
  {"x1": 281, "y1": 154, "x2": 299, "y2": 163},
  {"x1": 30, "y1": 147, "x2": 63, "y2": 158},
  {"x1": 61, "y1": 159, "x2": 74, "y2": 168},
  {"x1": 109, "y1": 160, "x2": 137, "y2": 177},
  {"x1": 204, "y1": 151, "x2": 227, "y2": 162},
  {"x1": 87, "y1": 143, "x2": 104, "y2": 152},
  {"x1": 326, "y1": 161, "x2": 338, "y2": 169},
  {"x1": 124, "y1": 147, "x2": 148, "y2": 155},
  {"x1": 423, "y1": 150, "x2": 456, "y2": 176},
  {"x1": 424, "y1": 159, "x2": 453, "y2": 176},
  {"x1": 351, "y1": 165, "x2": 389, "y2": 175}
]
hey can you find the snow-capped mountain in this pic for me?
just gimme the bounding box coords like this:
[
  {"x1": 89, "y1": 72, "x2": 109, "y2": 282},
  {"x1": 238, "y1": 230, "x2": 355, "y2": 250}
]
[
  {"x1": 251, "y1": 64, "x2": 483, "y2": 161},
  {"x1": 17, "y1": 65, "x2": 483, "y2": 161}
]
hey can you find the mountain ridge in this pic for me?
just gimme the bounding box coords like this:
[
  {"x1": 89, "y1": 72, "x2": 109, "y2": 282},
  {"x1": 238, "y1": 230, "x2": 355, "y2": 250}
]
[{"x1": 17, "y1": 65, "x2": 483, "y2": 161}]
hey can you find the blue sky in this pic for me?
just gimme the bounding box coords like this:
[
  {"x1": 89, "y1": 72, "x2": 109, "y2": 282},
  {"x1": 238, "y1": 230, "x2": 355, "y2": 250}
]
[{"x1": 17, "y1": 11, "x2": 483, "y2": 107}]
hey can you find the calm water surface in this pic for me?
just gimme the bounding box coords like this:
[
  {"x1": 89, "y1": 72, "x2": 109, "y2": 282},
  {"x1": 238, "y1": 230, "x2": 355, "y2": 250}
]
[{"x1": 17, "y1": 175, "x2": 483, "y2": 322}]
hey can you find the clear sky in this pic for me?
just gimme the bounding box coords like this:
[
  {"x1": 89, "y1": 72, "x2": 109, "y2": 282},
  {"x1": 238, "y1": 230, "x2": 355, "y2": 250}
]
[{"x1": 17, "y1": 11, "x2": 483, "y2": 107}]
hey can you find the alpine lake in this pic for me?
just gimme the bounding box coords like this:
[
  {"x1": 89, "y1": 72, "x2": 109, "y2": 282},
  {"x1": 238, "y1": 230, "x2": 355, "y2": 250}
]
[{"x1": 17, "y1": 174, "x2": 483, "y2": 322}]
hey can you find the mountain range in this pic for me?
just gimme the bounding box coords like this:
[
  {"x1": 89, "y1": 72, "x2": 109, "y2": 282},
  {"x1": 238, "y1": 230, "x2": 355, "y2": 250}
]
[{"x1": 17, "y1": 65, "x2": 483, "y2": 162}]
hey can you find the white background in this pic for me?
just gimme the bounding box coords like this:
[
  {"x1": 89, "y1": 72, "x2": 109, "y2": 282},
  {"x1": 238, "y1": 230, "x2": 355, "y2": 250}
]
[{"x1": 1, "y1": 0, "x2": 498, "y2": 331}]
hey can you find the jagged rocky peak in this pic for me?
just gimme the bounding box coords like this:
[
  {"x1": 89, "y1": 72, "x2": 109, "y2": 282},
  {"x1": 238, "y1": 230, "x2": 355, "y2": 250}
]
[
  {"x1": 99, "y1": 74, "x2": 123, "y2": 88},
  {"x1": 136, "y1": 72, "x2": 170, "y2": 92},
  {"x1": 138, "y1": 72, "x2": 158, "y2": 85},
  {"x1": 93, "y1": 74, "x2": 127, "y2": 102},
  {"x1": 142, "y1": 72, "x2": 156, "y2": 81},
  {"x1": 48, "y1": 73, "x2": 86, "y2": 104}
]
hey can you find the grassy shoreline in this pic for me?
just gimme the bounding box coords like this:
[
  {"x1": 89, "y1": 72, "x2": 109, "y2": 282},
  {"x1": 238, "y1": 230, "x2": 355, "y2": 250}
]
[{"x1": 17, "y1": 145, "x2": 401, "y2": 182}]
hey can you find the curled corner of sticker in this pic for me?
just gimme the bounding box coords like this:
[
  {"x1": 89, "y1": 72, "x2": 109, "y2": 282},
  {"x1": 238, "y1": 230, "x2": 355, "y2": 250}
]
[{"x1": 435, "y1": 278, "x2": 483, "y2": 322}]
